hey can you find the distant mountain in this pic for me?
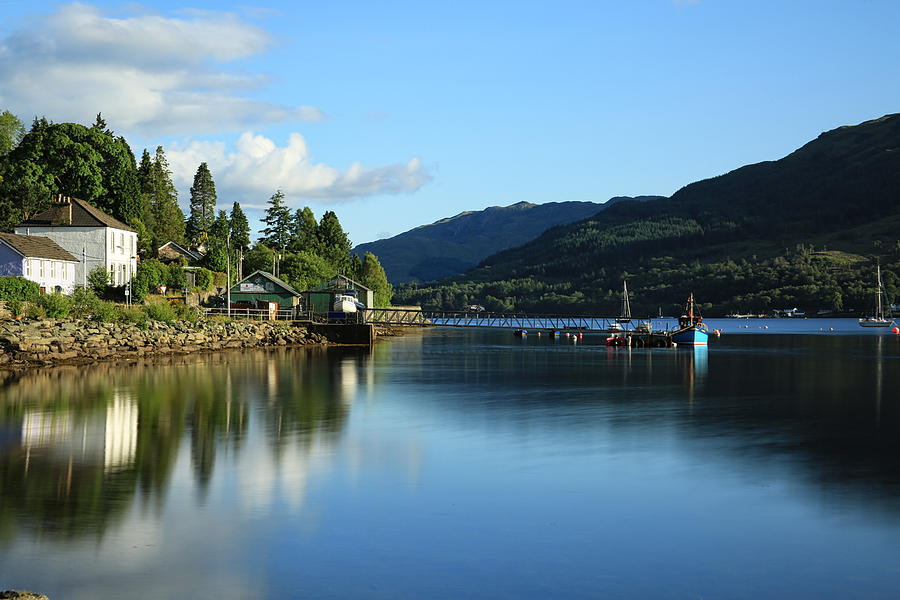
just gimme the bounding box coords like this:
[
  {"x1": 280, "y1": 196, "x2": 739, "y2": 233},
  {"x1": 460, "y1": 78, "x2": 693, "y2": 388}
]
[
  {"x1": 393, "y1": 114, "x2": 900, "y2": 316},
  {"x1": 353, "y1": 198, "x2": 661, "y2": 283}
]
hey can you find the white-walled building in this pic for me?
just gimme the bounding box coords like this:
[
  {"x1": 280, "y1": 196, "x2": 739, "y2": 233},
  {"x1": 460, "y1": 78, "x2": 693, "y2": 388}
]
[
  {"x1": 14, "y1": 196, "x2": 138, "y2": 287},
  {"x1": 0, "y1": 232, "x2": 78, "y2": 294}
]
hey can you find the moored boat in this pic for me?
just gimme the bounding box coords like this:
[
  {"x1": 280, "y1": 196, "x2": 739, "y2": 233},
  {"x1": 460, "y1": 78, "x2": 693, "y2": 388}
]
[
  {"x1": 672, "y1": 293, "x2": 709, "y2": 346},
  {"x1": 858, "y1": 264, "x2": 894, "y2": 328}
]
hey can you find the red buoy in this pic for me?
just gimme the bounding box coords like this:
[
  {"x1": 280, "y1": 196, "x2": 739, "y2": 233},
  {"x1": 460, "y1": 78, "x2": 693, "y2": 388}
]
[{"x1": 893, "y1": 327, "x2": 899, "y2": 334}]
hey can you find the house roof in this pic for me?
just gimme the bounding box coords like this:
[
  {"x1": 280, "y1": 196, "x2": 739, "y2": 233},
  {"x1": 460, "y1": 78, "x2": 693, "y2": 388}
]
[
  {"x1": 0, "y1": 233, "x2": 79, "y2": 262},
  {"x1": 16, "y1": 196, "x2": 134, "y2": 232},
  {"x1": 158, "y1": 241, "x2": 202, "y2": 261},
  {"x1": 231, "y1": 270, "x2": 301, "y2": 297}
]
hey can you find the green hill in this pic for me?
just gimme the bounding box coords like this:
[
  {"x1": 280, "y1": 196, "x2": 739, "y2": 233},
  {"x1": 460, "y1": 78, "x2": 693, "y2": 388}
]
[
  {"x1": 393, "y1": 114, "x2": 900, "y2": 316},
  {"x1": 352, "y1": 198, "x2": 660, "y2": 283}
]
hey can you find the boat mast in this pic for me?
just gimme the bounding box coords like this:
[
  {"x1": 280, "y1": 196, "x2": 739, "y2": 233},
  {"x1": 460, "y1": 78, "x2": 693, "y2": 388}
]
[
  {"x1": 621, "y1": 281, "x2": 632, "y2": 320},
  {"x1": 877, "y1": 263, "x2": 883, "y2": 319}
]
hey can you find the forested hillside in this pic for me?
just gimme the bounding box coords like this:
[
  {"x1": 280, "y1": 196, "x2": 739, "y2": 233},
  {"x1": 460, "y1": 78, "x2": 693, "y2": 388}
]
[
  {"x1": 352, "y1": 198, "x2": 660, "y2": 283},
  {"x1": 394, "y1": 115, "x2": 900, "y2": 316}
]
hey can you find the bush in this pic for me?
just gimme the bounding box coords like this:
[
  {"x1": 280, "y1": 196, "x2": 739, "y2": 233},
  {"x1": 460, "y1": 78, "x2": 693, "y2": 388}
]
[
  {"x1": 7, "y1": 298, "x2": 23, "y2": 317},
  {"x1": 25, "y1": 302, "x2": 46, "y2": 320},
  {"x1": 195, "y1": 268, "x2": 213, "y2": 291},
  {"x1": 0, "y1": 277, "x2": 40, "y2": 302},
  {"x1": 166, "y1": 264, "x2": 187, "y2": 292},
  {"x1": 37, "y1": 292, "x2": 72, "y2": 319},
  {"x1": 88, "y1": 265, "x2": 112, "y2": 296},
  {"x1": 71, "y1": 287, "x2": 102, "y2": 319},
  {"x1": 118, "y1": 306, "x2": 148, "y2": 328},
  {"x1": 145, "y1": 299, "x2": 176, "y2": 323},
  {"x1": 174, "y1": 303, "x2": 199, "y2": 322},
  {"x1": 90, "y1": 300, "x2": 119, "y2": 323}
]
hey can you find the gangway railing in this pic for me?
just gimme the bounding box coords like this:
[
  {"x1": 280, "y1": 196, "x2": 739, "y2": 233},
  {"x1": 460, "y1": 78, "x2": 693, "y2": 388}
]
[{"x1": 365, "y1": 308, "x2": 649, "y2": 331}]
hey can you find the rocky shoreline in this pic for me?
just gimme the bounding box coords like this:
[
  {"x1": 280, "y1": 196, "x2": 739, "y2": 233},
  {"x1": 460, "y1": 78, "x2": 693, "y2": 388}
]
[{"x1": 0, "y1": 318, "x2": 327, "y2": 371}]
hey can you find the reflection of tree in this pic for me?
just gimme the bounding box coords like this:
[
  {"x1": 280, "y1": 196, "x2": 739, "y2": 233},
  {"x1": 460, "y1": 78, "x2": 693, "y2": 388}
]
[{"x1": 0, "y1": 347, "x2": 362, "y2": 542}]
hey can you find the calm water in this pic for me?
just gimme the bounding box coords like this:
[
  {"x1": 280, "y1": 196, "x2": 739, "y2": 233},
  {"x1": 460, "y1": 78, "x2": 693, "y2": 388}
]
[{"x1": 1, "y1": 320, "x2": 900, "y2": 599}]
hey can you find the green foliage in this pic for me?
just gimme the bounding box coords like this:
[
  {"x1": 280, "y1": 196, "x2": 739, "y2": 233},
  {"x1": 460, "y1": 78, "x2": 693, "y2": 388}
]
[
  {"x1": 317, "y1": 210, "x2": 352, "y2": 273},
  {"x1": 229, "y1": 202, "x2": 251, "y2": 252},
  {"x1": 289, "y1": 206, "x2": 319, "y2": 253},
  {"x1": 6, "y1": 298, "x2": 23, "y2": 317},
  {"x1": 201, "y1": 210, "x2": 230, "y2": 272},
  {"x1": 0, "y1": 109, "x2": 25, "y2": 156},
  {"x1": 243, "y1": 243, "x2": 275, "y2": 275},
  {"x1": 261, "y1": 189, "x2": 292, "y2": 251},
  {"x1": 0, "y1": 117, "x2": 141, "y2": 230},
  {"x1": 174, "y1": 303, "x2": 199, "y2": 322},
  {"x1": 144, "y1": 146, "x2": 185, "y2": 249},
  {"x1": 359, "y1": 252, "x2": 392, "y2": 306},
  {"x1": 195, "y1": 268, "x2": 214, "y2": 291},
  {"x1": 187, "y1": 162, "x2": 217, "y2": 243},
  {"x1": 145, "y1": 299, "x2": 177, "y2": 323},
  {"x1": 279, "y1": 251, "x2": 336, "y2": 292},
  {"x1": 131, "y1": 258, "x2": 167, "y2": 302},
  {"x1": 70, "y1": 287, "x2": 102, "y2": 318},
  {"x1": 88, "y1": 265, "x2": 111, "y2": 296},
  {"x1": 166, "y1": 263, "x2": 187, "y2": 291},
  {"x1": 0, "y1": 276, "x2": 40, "y2": 302},
  {"x1": 118, "y1": 306, "x2": 148, "y2": 328},
  {"x1": 36, "y1": 292, "x2": 72, "y2": 318},
  {"x1": 25, "y1": 301, "x2": 46, "y2": 320}
]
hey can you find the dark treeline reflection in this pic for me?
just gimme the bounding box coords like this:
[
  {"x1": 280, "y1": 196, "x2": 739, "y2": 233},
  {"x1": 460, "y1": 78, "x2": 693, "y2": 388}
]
[
  {"x1": 401, "y1": 330, "x2": 900, "y2": 509},
  {"x1": 0, "y1": 346, "x2": 371, "y2": 542}
]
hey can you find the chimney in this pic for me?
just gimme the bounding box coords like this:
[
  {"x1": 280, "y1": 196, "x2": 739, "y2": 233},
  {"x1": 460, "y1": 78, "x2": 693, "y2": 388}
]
[{"x1": 68, "y1": 197, "x2": 73, "y2": 224}]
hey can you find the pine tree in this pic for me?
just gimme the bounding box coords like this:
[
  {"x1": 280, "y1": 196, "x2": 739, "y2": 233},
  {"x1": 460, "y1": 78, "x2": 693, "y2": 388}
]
[
  {"x1": 187, "y1": 162, "x2": 217, "y2": 244},
  {"x1": 202, "y1": 210, "x2": 230, "y2": 272},
  {"x1": 149, "y1": 146, "x2": 185, "y2": 248},
  {"x1": 261, "y1": 189, "x2": 292, "y2": 251},
  {"x1": 317, "y1": 210, "x2": 352, "y2": 273},
  {"x1": 229, "y1": 202, "x2": 251, "y2": 252},
  {"x1": 289, "y1": 206, "x2": 319, "y2": 253}
]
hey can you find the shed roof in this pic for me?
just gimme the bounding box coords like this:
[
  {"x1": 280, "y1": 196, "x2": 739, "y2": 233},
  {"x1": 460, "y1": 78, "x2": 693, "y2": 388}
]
[
  {"x1": 17, "y1": 195, "x2": 134, "y2": 232},
  {"x1": 158, "y1": 241, "x2": 202, "y2": 261},
  {"x1": 0, "y1": 233, "x2": 79, "y2": 262},
  {"x1": 231, "y1": 270, "x2": 301, "y2": 296},
  {"x1": 312, "y1": 274, "x2": 372, "y2": 292}
]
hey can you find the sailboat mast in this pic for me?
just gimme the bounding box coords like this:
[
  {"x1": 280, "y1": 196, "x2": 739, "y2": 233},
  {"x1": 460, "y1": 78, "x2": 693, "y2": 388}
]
[{"x1": 877, "y1": 264, "x2": 883, "y2": 318}]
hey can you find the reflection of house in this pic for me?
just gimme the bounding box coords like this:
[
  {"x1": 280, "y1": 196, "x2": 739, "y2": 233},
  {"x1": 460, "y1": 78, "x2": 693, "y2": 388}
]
[
  {"x1": 0, "y1": 232, "x2": 78, "y2": 294},
  {"x1": 303, "y1": 275, "x2": 374, "y2": 313},
  {"x1": 229, "y1": 271, "x2": 302, "y2": 313},
  {"x1": 157, "y1": 241, "x2": 202, "y2": 265},
  {"x1": 15, "y1": 195, "x2": 138, "y2": 287},
  {"x1": 21, "y1": 394, "x2": 138, "y2": 472}
]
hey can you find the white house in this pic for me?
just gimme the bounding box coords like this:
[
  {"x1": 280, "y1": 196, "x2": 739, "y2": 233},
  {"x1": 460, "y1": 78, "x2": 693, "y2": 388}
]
[
  {"x1": 14, "y1": 195, "x2": 138, "y2": 288},
  {"x1": 0, "y1": 232, "x2": 79, "y2": 294}
]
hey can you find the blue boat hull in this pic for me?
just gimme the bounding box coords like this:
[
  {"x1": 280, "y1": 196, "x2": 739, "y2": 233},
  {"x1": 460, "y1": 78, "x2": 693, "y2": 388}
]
[{"x1": 672, "y1": 327, "x2": 708, "y2": 346}]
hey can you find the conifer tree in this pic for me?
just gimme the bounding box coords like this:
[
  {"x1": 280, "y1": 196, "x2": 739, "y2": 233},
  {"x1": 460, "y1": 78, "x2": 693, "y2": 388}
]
[
  {"x1": 261, "y1": 189, "x2": 291, "y2": 252},
  {"x1": 229, "y1": 202, "x2": 251, "y2": 252},
  {"x1": 187, "y1": 162, "x2": 217, "y2": 244},
  {"x1": 317, "y1": 210, "x2": 352, "y2": 273},
  {"x1": 149, "y1": 146, "x2": 185, "y2": 248},
  {"x1": 289, "y1": 206, "x2": 319, "y2": 253}
]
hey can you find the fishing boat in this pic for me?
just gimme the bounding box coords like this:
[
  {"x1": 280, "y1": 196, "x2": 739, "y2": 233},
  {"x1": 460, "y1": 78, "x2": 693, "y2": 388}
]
[
  {"x1": 858, "y1": 264, "x2": 894, "y2": 328},
  {"x1": 672, "y1": 293, "x2": 709, "y2": 346},
  {"x1": 617, "y1": 281, "x2": 632, "y2": 324}
]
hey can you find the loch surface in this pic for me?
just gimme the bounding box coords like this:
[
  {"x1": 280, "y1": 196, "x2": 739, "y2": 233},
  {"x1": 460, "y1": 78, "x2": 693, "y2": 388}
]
[{"x1": 1, "y1": 323, "x2": 899, "y2": 599}]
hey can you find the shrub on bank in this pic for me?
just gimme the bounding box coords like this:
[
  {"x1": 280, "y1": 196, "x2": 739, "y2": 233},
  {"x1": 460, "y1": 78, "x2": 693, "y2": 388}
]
[
  {"x1": 0, "y1": 276, "x2": 40, "y2": 303},
  {"x1": 37, "y1": 292, "x2": 72, "y2": 319},
  {"x1": 145, "y1": 299, "x2": 176, "y2": 323},
  {"x1": 7, "y1": 298, "x2": 23, "y2": 317}
]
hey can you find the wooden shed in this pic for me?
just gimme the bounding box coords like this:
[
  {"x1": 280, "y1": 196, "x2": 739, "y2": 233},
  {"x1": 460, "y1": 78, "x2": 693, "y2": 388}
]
[
  {"x1": 229, "y1": 271, "x2": 302, "y2": 311},
  {"x1": 302, "y1": 274, "x2": 374, "y2": 314}
]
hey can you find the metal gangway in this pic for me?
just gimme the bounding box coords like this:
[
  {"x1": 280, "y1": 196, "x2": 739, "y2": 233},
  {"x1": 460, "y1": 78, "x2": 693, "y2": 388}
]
[{"x1": 364, "y1": 307, "x2": 640, "y2": 332}]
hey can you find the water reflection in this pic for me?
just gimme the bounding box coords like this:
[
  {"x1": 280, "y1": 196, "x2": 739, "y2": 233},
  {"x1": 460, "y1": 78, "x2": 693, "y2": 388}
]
[{"x1": 0, "y1": 347, "x2": 372, "y2": 541}]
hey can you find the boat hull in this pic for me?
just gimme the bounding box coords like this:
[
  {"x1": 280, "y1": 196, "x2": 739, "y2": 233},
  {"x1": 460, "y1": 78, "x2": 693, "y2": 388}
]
[
  {"x1": 672, "y1": 327, "x2": 708, "y2": 346},
  {"x1": 858, "y1": 318, "x2": 894, "y2": 328}
]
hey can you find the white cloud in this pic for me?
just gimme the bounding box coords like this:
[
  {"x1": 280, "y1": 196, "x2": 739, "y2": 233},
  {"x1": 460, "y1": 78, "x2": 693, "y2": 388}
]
[
  {"x1": 0, "y1": 2, "x2": 325, "y2": 135},
  {"x1": 167, "y1": 132, "x2": 432, "y2": 204}
]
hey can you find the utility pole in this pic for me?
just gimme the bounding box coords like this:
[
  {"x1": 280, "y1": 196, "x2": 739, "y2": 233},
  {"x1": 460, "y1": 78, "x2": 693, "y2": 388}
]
[
  {"x1": 226, "y1": 231, "x2": 231, "y2": 318},
  {"x1": 82, "y1": 244, "x2": 87, "y2": 289}
]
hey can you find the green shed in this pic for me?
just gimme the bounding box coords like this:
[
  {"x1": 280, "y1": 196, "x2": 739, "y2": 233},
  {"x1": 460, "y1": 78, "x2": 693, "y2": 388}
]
[
  {"x1": 302, "y1": 274, "x2": 374, "y2": 314},
  {"x1": 229, "y1": 271, "x2": 302, "y2": 310}
]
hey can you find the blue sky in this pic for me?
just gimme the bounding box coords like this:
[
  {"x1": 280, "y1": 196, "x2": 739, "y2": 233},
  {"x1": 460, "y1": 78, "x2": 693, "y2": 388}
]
[{"x1": 1, "y1": 1, "x2": 898, "y2": 245}]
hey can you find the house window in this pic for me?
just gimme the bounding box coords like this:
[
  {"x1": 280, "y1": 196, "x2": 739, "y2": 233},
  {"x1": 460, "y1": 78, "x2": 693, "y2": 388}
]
[
  {"x1": 50, "y1": 261, "x2": 56, "y2": 279},
  {"x1": 25, "y1": 259, "x2": 31, "y2": 277},
  {"x1": 109, "y1": 265, "x2": 116, "y2": 286},
  {"x1": 129, "y1": 235, "x2": 134, "y2": 256},
  {"x1": 110, "y1": 233, "x2": 114, "y2": 254},
  {"x1": 39, "y1": 260, "x2": 45, "y2": 278},
  {"x1": 119, "y1": 233, "x2": 124, "y2": 253}
]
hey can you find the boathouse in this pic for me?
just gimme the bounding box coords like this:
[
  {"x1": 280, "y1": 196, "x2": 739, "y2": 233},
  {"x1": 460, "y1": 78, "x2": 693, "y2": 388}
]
[{"x1": 302, "y1": 275, "x2": 374, "y2": 314}]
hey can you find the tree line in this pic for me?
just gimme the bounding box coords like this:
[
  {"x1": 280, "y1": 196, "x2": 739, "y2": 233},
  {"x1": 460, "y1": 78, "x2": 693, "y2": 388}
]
[{"x1": 0, "y1": 110, "x2": 391, "y2": 305}]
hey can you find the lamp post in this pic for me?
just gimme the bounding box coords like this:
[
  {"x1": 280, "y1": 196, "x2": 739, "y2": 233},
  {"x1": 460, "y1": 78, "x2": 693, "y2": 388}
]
[{"x1": 226, "y1": 231, "x2": 231, "y2": 318}]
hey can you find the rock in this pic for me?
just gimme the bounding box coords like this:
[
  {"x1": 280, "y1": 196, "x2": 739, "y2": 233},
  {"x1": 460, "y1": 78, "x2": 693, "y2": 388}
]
[{"x1": 0, "y1": 591, "x2": 51, "y2": 600}]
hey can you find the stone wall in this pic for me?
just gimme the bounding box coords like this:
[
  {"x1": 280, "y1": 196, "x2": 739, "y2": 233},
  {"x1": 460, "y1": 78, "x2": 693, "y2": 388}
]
[{"x1": 0, "y1": 318, "x2": 326, "y2": 369}]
